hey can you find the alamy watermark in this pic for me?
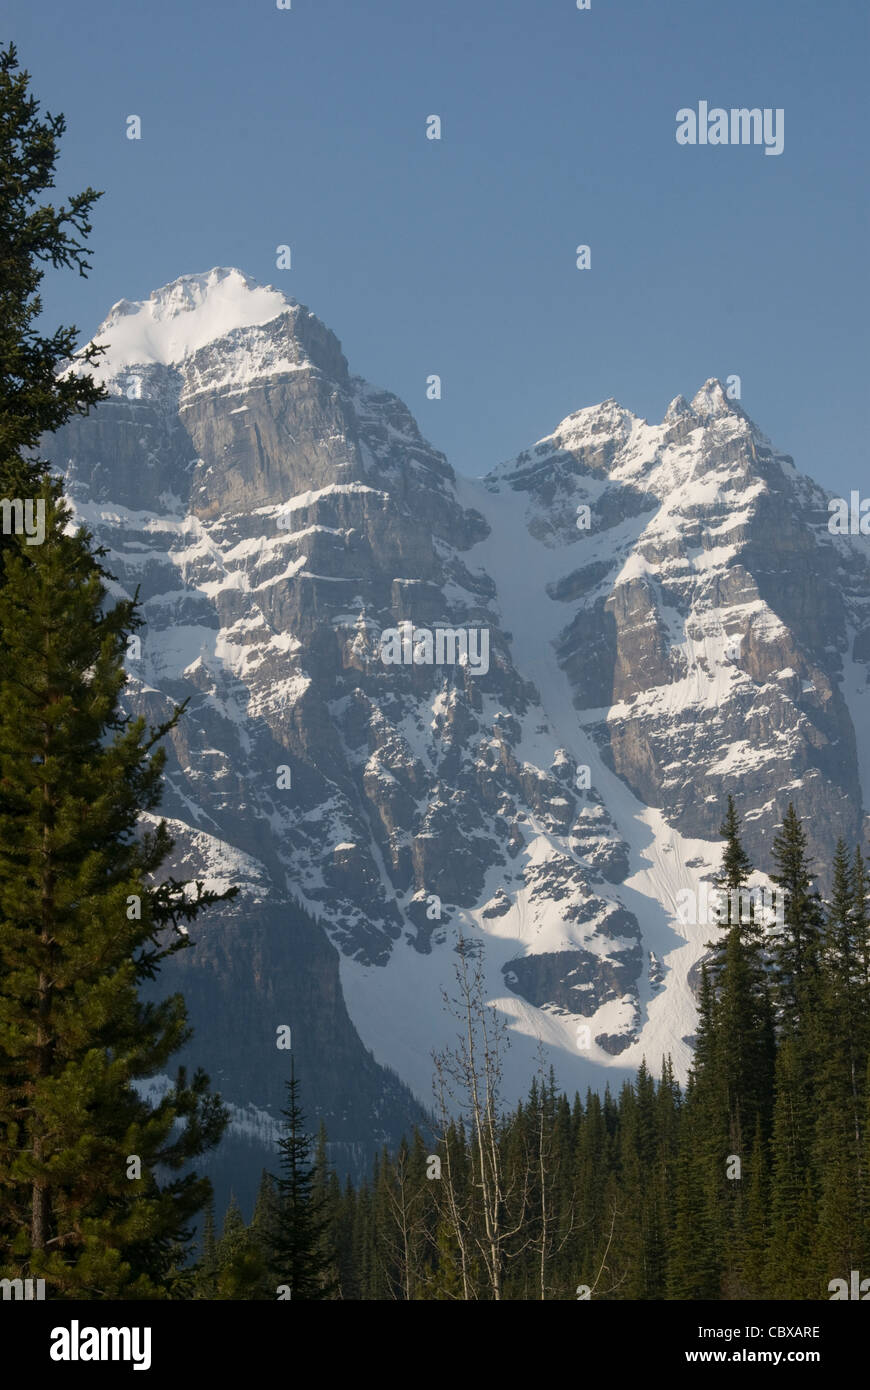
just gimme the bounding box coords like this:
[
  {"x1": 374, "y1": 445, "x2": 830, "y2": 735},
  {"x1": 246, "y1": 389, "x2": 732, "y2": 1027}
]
[
  {"x1": 676, "y1": 103, "x2": 784, "y2": 156},
  {"x1": 0, "y1": 498, "x2": 45, "y2": 546},
  {"x1": 829, "y1": 1270, "x2": 870, "y2": 1299},
  {"x1": 0, "y1": 1277, "x2": 45, "y2": 1299},
  {"x1": 828, "y1": 492, "x2": 870, "y2": 535},
  {"x1": 379, "y1": 620, "x2": 490, "y2": 677},
  {"x1": 50, "y1": 1322, "x2": 151, "y2": 1370},
  {"x1": 675, "y1": 883, "x2": 784, "y2": 927}
]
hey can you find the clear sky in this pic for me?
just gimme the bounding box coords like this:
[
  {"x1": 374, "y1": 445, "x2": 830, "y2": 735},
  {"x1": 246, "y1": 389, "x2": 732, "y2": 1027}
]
[{"x1": 5, "y1": 0, "x2": 868, "y2": 492}]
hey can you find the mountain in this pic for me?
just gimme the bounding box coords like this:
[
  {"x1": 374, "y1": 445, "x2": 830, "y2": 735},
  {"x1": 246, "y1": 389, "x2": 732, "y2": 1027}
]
[{"x1": 48, "y1": 268, "x2": 870, "y2": 1198}]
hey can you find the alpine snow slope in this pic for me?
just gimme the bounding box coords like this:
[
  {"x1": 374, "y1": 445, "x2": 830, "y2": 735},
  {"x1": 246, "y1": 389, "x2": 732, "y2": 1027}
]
[{"x1": 49, "y1": 268, "x2": 870, "y2": 1178}]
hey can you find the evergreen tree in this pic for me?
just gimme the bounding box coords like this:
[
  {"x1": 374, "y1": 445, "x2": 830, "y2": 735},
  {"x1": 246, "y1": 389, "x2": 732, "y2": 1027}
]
[
  {"x1": 668, "y1": 1099, "x2": 723, "y2": 1299},
  {"x1": 0, "y1": 492, "x2": 231, "y2": 1296},
  {"x1": 678, "y1": 965, "x2": 728, "y2": 1294},
  {"x1": 351, "y1": 1179, "x2": 374, "y2": 1299},
  {"x1": 769, "y1": 803, "x2": 825, "y2": 1032},
  {"x1": 612, "y1": 1078, "x2": 647, "y2": 1298},
  {"x1": 309, "y1": 1126, "x2": 341, "y2": 1297},
  {"x1": 192, "y1": 1197, "x2": 219, "y2": 1299},
  {"x1": 735, "y1": 1123, "x2": 769, "y2": 1298},
  {"x1": 706, "y1": 796, "x2": 775, "y2": 1149},
  {"x1": 853, "y1": 846, "x2": 870, "y2": 994},
  {"x1": 334, "y1": 1174, "x2": 358, "y2": 1300},
  {"x1": 714, "y1": 796, "x2": 755, "y2": 926},
  {"x1": 571, "y1": 1089, "x2": 608, "y2": 1279},
  {"x1": 269, "y1": 1059, "x2": 336, "y2": 1299},
  {"x1": 252, "y1": 1167, "x2": 280, "y2": 1249},
  {"x1": 814, "y1": 840, "x2": 870, "y2": 1280},
  {"x1": 765, "y1": 805, "x2": 825, "y2": 1296},
  {"x1": 653, "y1": 1055, "x2": 681, "y2": 1289},
  {"x1": 766, "y1": 1037, "x2": 818, "y2": 1297},
  {"x1": 249, "y1": 1168, "x2": 283, "y2": 1298},
  {"x1": 681, "y1": 798, "x2": 774, "y2": 1303},
  {"x1": 635, "y1": 1059, "x2": 668, "y2": 1298},
  {"x1": 0, "y1": 43, "x2": 105, "y2": 515},
  {"x1": 427, "y1": 1220, "x2": 466, "y2": 1300},
  {"x1": 213, "y1": 1195, "x2": 265, "y2": 1300}
]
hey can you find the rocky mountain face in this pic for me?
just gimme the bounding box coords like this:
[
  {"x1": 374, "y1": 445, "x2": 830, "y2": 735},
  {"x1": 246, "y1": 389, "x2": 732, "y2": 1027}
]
[
  {"x1": 48, "y1": 268, "x2": 870, "y2": 1192},
  {"x1": 483, "y1": 382, "x2": 870, "y2": 874}
]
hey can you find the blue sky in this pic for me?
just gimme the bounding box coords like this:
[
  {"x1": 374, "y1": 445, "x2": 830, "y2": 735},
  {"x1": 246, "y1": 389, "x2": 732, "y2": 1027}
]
[{"x1": 6, "y1": 0, "x2": 868, "y2": 491}]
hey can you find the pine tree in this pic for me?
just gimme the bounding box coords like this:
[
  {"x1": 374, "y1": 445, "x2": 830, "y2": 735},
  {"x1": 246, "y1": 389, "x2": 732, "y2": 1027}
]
[
  {"x1": 0, "y1": 43, "x2": 105, "y2": 516},
  {"x1": 351, "y1": 1179, "x2": 374, "y2": 1298},
  {"x1": 766, "y1": 1036, "x2": 818, "y2": 1297},
  {"x1": 765, "y1": 805, "x2": 825, "y2": 1296},
  {"x1": 769, "y1": 803, "x2": 825, "y2": 1032},
  {"x1": 309, "y1": 1125, "x2": 341, "y2": 1296},
  {"x1": 192, "y1": 1197, "x2": 219, "y2": 1299},
  {"x1": 334, "y1": 1174, "x2": 358, "y2": 1299},
  {"x1": 679, "y1": 965, "x2": 728, "y2": 1295},
  {"x1": 213, "y1": 1196, "x2": 265, "y2": 1300},
  {"x1": 736, "y1": 1123, "x2": 769, "y2": 1298},
  {"x1": 252, "y1": 1168, "x2": 280, "y2": 1249},
  {"x1": 635, "y1": 1059, "x2": 668, "y2": 1298},
  {"x1": 853, "y1": 846, "x2": 870, "y2": 994},
  {"x1": 427, "y1": 1220, "x2": 466, "y2": 1300},
  {"x1": 0, "y1": 492, "x2": 231, "y2": 1296},
  {"x1": 269, "y1": 1059, "x2": 336, "y2": 1299},
  {"x1": 668, "y1": 1116, "x2": 721, "y2": 1299},
  {"x1": 814, "y1": 840, "x2": 870, "y2": 1280},
  {"x1": 612, "y1": 1078, "x2": 647, "y2": 1298},
  {"x1": 706, "y1": 796, "x2": 775, "y2": 1149},
  {"x1": 249, "y1": 1168, "x2": 282, "y2": 1298},
  {"x1": 715, "y1": 795, "x2": 755, "y2": 921},
  {"x1": 653, "y1": 1055, "x2": 681, "y2": 1294}
]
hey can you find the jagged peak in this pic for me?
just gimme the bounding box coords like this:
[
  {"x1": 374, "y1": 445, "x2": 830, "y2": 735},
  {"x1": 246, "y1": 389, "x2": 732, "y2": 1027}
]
[
  {"x1": 688, "y1": 377, "x2": 740, "y2": 421},
  {"x1": 88, "y1": 267, "x2": 297, "y2": 376},
  {"x1": 548, "y1": 396, "x2": 638, "y2": 443},
  {"x1": 664, "y1": 394, "x2": 692, "y2": 421}
]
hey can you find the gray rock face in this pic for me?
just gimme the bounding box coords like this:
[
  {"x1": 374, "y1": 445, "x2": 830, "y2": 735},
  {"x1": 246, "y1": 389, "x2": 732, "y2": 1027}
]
[
  {"x1": 49, "y1": 271, "x2": 870, "y2": 1172},
  {"x1": 487, "y1": 382, "x2": 870, "y2": 875}
]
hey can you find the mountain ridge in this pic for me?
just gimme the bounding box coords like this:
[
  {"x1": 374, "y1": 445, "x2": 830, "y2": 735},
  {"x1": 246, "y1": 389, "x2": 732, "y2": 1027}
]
[{"x1": 48, "y1": 268, "x2": 870, "y2": 1183}]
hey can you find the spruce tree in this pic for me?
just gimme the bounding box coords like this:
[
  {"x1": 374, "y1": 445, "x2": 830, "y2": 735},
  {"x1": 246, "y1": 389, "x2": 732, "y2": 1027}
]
[
  {"x1": 853, "y1": 846, "x2": 870, "y2": 991},
  {"x1": 605, "y1": 1067, "x2": 668, "y2": 1298},
  {"x1": 213, "y1": 1196, "x2": 265, "y2": 1300},
  {"x1": 334, "y1": 1174, "x2": 358, "y2": 1299},
  {"x1": 351, "y1": 1179, "x2": 374, "y2": 1299},
  {"x1": 192, "y1": 1197, "x2": 218, "y2": 1299},
  {"x1": 766, "y1": 1036, "x2": 818, "y2": 1297},
  {"x1": 668, "y1": 1117, "x2": 721, "y2": 1299},
  {"x1": 737, "y1": 1123, "x2": 769, "y2": 1298},
  {"x1": 706, "y1": 795, "x2": 775, "y2": 1149},
  {"x1": 0, "y1": 43, "x2": 105, "y2": 515},
  {"x1": 310, "y1": 1123, "x2": 341, "y2": 1298},
  {"x1": 765, "y1": 804, "x2": 825, "y2": 1295},
  {"x1": 769, "y1": 803, "x2": 825, "y2": 1031},
  {"x1": 814, "y1": 840, "x2": 870, "y2": 1281},
  {"x1": 680, "y1": 964, "x2": 728, "y2": 1294},
  {"x1": 0, "y1": 492, "x2": 231, "y2": 1296},
  {"x1": 428, "y1": 1220, "x2": 466, "y2": 1300},
  {"x1": 269, "y1": 1059, "x2": 336, "y2": 1299},
  {"x1": 251, "y1": 1169, "x2": 280, "y2": 1251},
  {"x1": 715, "y1": 795, "x2": 755, "y2": 919}
]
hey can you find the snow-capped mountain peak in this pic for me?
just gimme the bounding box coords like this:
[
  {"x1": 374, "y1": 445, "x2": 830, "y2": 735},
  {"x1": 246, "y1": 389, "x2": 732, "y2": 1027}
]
[
  {"x1": 48, "y1": 272, "x2": 870, "y2": 1177},
  {"x1": 89, "y1": 267, "x2": 293, "y2": 377},
  {"x1": 689, "y1": 376, "x2": 740, "y2": 421}
]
